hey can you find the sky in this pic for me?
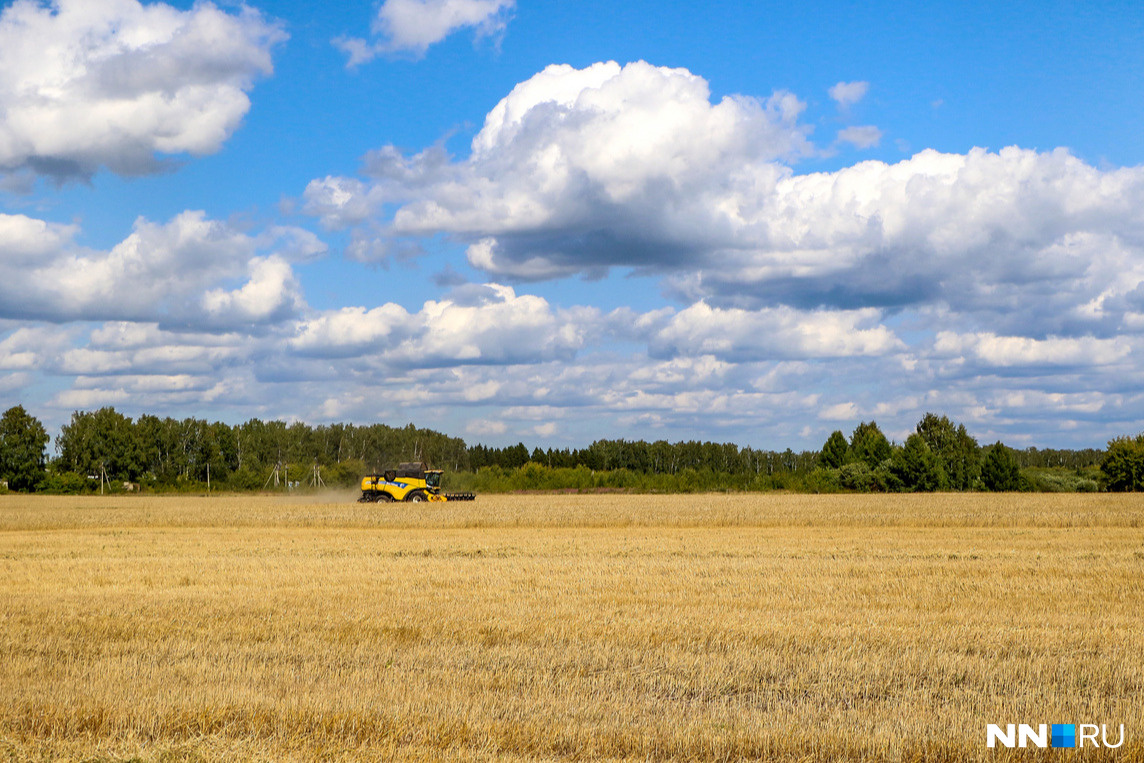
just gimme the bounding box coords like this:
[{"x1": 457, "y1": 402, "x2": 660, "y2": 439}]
[{"x1": 1, "y1": 0, "x2": 1143, "y2": 451}]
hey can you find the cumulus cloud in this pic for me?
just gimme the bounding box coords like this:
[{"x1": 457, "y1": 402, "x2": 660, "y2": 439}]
[
  {"x1": 200, "y1": 256, "x2": 305, "y2": 328},
  {"x1": 466, "y1": 418, "x2": 507, "y2": 436},
  {"x1": 0, "y1": 0, "x2": 285, "y2": 180},
  {"x1": 53, "y1": 388, "x2": 131, "y2": 409},
  {"x1": 820, "y1": 402, "x2": 859, "y2": 421},
  {"x1": 933, "y1": 331, "x2": 1132, "y2": 368},
  {"x1": 9, "y1": 298, "x2": 1142, "y2": 450},
  {"x1": 0, "y1": 325, "x2": 75, "y2": 370},
  {"x1": 628, "y1": 355, "x2": 733, "y2": 388},
  {"x1": 836, "y1": 125, "x2": 882, "y2": 149},
  {"x1": 0, "y1": 320, "x2": 259, "y2": 418},
  {"x1": 829, "y1": 80, "x2": 869, "y2": 108},
  {"x1": 285, "y1": 303, "x2": 415, "y2": 357},
  {"x1": 28, "y1": 327, "x2": 255, "y2": 420},
  {"x1": 649, "y1": 303, "x2": 903, "y2": 361},
  {"x1": 10, "y1": 53, "x2": 1144, "y2": 449},
  {"x1": 0, "y1": 211, "x2": 321, "y2": 328},
  {"x1": 0, "y1": 213, "x2": 78, "y2": 265},
  {"x1": 288, "y1": 283, "x2": 595, "y2": 366},
  {"x1": 305, "y1": 60, "x2": 812, "y2": 277},
  {"x1": 57, "y1": 340, "x2": 246, "y2": 377},
  {"x1": 49, "y1": 370, "x2": 243, "y2": 410},
  {"x1": 335, "y1": 0, "x2": 514, "y2": 64},
  {"x1": 667, "y1": 147, "x2": 1144, "y2": 334},
  {"x1": 304, "y1": 176, "x2": 377, "y2": 229},
  {"x1": 88, "y1": 321, "x2": 243, "y2": 351},
  {"x1": 328, "y1": 355, "x2": 828, "y2": 442},
  {"x1": 302, "y1": 62, "x2": 1144, "y2": 343},
  {"x1": 0, "y1": 371, "x2": 32, "y2": 395}
]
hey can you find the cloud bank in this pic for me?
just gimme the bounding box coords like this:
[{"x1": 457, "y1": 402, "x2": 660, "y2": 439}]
[
  {"x1": 5, "y1": 58, "x2": 1143, "y2": 450},
  {"x1": 305, "y1": 61, "x2": 1144, "y2": 343},
  {"x1": 0, "y1": 210, "x2": 322, "y2": 328}
]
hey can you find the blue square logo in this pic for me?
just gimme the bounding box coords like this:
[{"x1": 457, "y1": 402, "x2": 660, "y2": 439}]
[{"x1": 1052, "y1": 724, "x2": 1076, "y2": 748}]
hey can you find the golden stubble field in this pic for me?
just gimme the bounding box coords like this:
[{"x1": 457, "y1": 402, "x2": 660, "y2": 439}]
[{"x1": 1, "y1": 492, "x2": 1142, "y2": 762}]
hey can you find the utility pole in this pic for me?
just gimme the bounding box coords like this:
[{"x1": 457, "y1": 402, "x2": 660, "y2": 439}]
[{"x1": 263, "y1": 462, "x2": 282, "y2": 490}]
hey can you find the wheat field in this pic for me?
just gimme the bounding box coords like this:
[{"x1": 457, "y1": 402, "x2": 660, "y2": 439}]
[{"x1": 1, "y1": 492, "x2": 1142, "y2": 761}]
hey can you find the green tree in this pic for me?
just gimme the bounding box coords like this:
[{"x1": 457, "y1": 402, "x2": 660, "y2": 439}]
[
  {"x1": 1101, "y1": 434, "x2": 1144, "y2": 492},
  {"x1": 980, "y1": 441, "x2": 1021, "y2": 491},
  {"x1": 837, "y1": 461, "x2": 876, "y2": 491},
  {"x1": 56, "y1": 407, "x2": 143, "y2": 481},
  {"x1": 0, "y1": 406, "x2": 49, "y2": 491},
  {"x1": 850, "y1": 421, "x2": 891, "y2": 469},
  {"x1": 504, "y1": 442, "x2": 530, "y2": 469},
  {"x1": 915, "y1": 413, "x2": 980, "y2": 490},
  {"x1": 891, "y1": 434, "x2": 948, "y2": 492},
  {"x1": 820, "y1": 430, "x2": 849, "y2": 469}
]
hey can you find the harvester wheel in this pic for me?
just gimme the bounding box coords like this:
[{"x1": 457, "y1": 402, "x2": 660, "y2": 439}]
[
  {"x1": 377, "y1": 492, "x2": 394, "y2": 502},
  {"x1": 407, "y1": 491, "x2": 426, "y2": 503}
]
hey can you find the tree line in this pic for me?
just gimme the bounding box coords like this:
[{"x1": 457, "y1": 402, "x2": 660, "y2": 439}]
[
  {"x1": 816, "y1": 415, "x2": 1017, "y2": 492},
  {"x1": 814, "y1": 414, "x2": 1144, "y2": 493},
  {"x1": 469, "y1": 439, "x2": 819, "y2": 476},
  {"x1": 0, "y1": 404, "x2": 1142, "y2": 493},
  {"x1": 1, "y1": 405, "x2": 467, "y2": 493}
]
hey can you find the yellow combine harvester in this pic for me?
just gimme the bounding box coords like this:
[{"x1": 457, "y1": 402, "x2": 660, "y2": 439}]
[{"x1": 358, "y1": 462, "x2": 475, "y2": 503}]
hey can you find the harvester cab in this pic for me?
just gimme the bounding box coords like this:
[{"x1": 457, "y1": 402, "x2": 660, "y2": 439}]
[{"x1": 358, "y1": 462, "x2": 475, "y2": 503}]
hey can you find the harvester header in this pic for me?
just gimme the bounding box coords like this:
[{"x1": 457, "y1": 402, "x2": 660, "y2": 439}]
[{"x1": 358, "y1": 462, "x2": 475, "y2": 503}]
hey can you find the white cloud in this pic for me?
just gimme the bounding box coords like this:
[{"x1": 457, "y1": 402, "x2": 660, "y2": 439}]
[
  {"x1": 0, "y1": 325, "x2": 75, "y2": 370},
  {"x1": 53, "y1": 387, "x2": 131, "y2": 409},
  {"x1": 0, "y1": 211, "x2": 320, "y2": 328},
  {"x1": 200, "y1": 256, "x2": 304, "y2": 327},
  {"x1": 628, "y1": 355, "x2": 732, "y2": 387},
  {"x1": 837, "y1": 125, "x2": 882, "y2": 149},
  {"x1": 56, "y1": 341, "x2": 245, "y2": 377},
  {"x1": 335, "y1": 0, "x2": 514, "y2": 64},
  {"x1": 466, "y1": 418, "x2": 507, "y2": 436},
  {"x1": 9, "y1": 50, "x2": 1144, "y2": 450},
  {"x1": 87, "y1": 322, "x2": 242, "y2": 351},
  {"x1": 819, "y1": 402, "x2": 859, "y2": 421},
  {"x1": 932, "y1": 331, "x2": 1132, "y2": 368},
  {"x1": 0, "y1": 214, "x2": 77, "y2": 265},
  {"x1": 305, "y1": 60, "x2": 812, "y2": 279},
  {"x1": 650, "y1": 303, "x2": 903, "y2": 361},
  {"x1": 11, "y1": 302, "x2": 1141, "y2": 452},
  {"x1": 463, "y1": 380, "x2": 501, "y2": 402},
  {"x1": 379, "y1": 0, "x2": 513, "y2": 51},
  {"x1": 302, "y1": 176, "x2": 377, "y2": 230},
  {"x1": 0, "y1": 371, "x2": 32, "y2": 395},
  {"x1": 286, "y1": 304, "x2": 414, "y2": 355},
  {"x1": 303, "y1": 63, "x2": 1144, "y2": 344},
  {"x1": 279, "y1": 46, "x2": 1144, "y2": 446},
  {"x1": 829, "y1": 80, "x2": 869, "y2": 108},
  {"x1": 73, "y1": 373, "x2": 214, "y2": 394},
  {"x1": 992, "y1": 389, "x2": 1108, "y2": 416},
  {"x1": 668, "y1": 147, "x2": 1144, "y2": 334},
  {"x1": 289, "y1": 283, "x2": 596, "y2": 367},
  {"x1": 0, "y1": 0, "x2": 285, "y2": 179}
]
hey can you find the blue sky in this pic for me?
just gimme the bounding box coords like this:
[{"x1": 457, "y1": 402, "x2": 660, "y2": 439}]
[{"x1": 1, "y1": 0, "x2": 1142, "y2": 451}]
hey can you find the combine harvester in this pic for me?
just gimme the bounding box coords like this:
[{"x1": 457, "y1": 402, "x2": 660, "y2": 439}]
[{"x1": 358, "y1": 462, "x2": 475, "y2": 503}]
